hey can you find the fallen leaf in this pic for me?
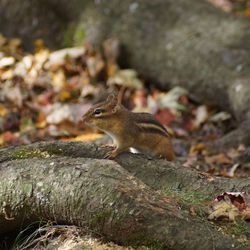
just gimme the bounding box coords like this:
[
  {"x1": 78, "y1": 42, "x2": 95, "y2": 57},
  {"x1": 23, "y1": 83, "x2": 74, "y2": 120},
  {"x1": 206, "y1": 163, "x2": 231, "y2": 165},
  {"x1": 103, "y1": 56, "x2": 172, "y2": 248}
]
[
  {"x1": 241, "y1": 208, "x2": 250, "y2": 220},
  {"x1": 209, "y1": 192, "x2": 250, "y2": 221},
  {"x1": 51, "y1": 69, "x2": 66, "y2": 91},
  {"x1": 156, "y1": 86, "x2": 188, "y2": 111},
  {"x1": 46, "y1": 47, "x2": 85, "y2": 68},
  {"x1": 36, "y1": 112, "x2": 47, "y2": 129},
  {"x1": 193, "y1": 105, "x2": 208, "y2": 129},
  {"x1": 209, "y1": 111, "x2": 231, "y2": 122},
  {"x1": 216, "y1": 192, "x2": 249, "y2": 210},
  {"x1": 208, "y1": 196, "x2": 239, "y2": 221},
  {"x1": 46, "y1": 103, "x2": 91, "y2": 124},
  {"x1": 86, "y1": 55, "x2": 105, "y2": 78},
  {"x1": 1, "y1": 131, "x2": 17, "y2": 144},
  {"x1": 107, "y1": 69, "x2": 143, "y2": 89},
  {"x1": 59, "y1": 90, "x2": 71, "y2": 102},
  {"x1": 63, "y1": 133, "x2": 103, "y2": 142},
  {"x1": 226, "y1": 163, "x2": 240, "y2": 178},
  {"x1": 2, "y1": 81, "x2": 23, "y2": 107},
  {"x1": 0, "y1": 57, "x2": 15, "y2": 68},
  {"x1": 0, "y1": 105, "x2": 7, "y2": 117},
  {"x1": 190, "y1": 143, "x2": 207, "y2": 155},
  {"x1": 205, "y1": 153, "x2": 232, "y2": 165},
  {"x1": 183, "y1": 155, "x2": 198, "y2": 167},
  {"x1": 155, "y1": 109, "x2": 176, "y2": 126}
]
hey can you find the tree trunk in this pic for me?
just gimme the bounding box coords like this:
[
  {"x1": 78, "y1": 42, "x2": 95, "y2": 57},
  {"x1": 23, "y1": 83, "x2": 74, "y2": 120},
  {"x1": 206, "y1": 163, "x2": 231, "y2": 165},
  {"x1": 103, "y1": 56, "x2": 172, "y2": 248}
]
[{"x1": 0, "y1": 141, "x2": 248, "y2": 249}]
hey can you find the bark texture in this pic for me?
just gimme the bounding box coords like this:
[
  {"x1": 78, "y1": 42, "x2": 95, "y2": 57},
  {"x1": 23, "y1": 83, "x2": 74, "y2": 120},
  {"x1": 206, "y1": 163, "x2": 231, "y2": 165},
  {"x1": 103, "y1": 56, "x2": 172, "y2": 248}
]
[{"x1": 0, "y1": 141, "x2": 249, "y2": 249}]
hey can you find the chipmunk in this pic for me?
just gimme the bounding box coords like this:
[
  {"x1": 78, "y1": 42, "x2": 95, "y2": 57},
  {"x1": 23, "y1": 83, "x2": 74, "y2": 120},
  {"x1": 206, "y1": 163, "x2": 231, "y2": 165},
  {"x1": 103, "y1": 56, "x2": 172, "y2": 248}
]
[{"x1": 82, "y1": 93, "x2": 175, "y2": 160}]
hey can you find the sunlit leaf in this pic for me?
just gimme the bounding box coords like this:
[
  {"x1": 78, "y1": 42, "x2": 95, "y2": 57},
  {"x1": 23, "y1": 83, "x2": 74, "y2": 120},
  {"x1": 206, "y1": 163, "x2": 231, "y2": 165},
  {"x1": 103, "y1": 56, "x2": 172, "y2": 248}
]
[
  {"x1": 0, "y1": 57, "x2": 15, "y2": 68},
  {"x1": 51, "y1": 70, "x2": 66, "y2": 91},
  {"x1": 46, "y1": 47, "x2": 85, "y2": 68},
  {"x1": 205, "y1": 153, "x2": 232, "y2": 165},
  {"x1": 63, "y1": 133, "x2": 103, "y2": 142},
  {"x1": 107, "y1": 69, "x2": 143, "y2": 89},
  {"x1": 0, "y1": 105, "x2": 8, "y2": 117},
  {"x1": 36, "y1": 112, "x2": 47, "y2": 129},
  {"x1": 209, "y1": 192, "x2": 250, "y2": 221},
  {"x1": 46, "y1": 103, "x2": 91, "y2": 124},
  {"x1": 59, "y1": 90, "x2": 71, "y2": 102},
  {"x1": 193, "y1": 105, "x2": 208, "y2": 129},
  {"x1": 156, "y1": 86, "x2": 188, "y2": 111}
]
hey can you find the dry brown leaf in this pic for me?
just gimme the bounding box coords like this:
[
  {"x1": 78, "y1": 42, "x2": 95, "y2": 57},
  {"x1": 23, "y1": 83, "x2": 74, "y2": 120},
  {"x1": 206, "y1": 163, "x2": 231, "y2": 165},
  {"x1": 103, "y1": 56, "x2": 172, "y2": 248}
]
[
  {"x1": 36, "y1": 112, "x2": 47, "y2": 129},
  {"x1": 59, "y1": 90, "x2": 71, "y2": 102},
  {"x1": 240, "y1": 208, "x2": 250, "y2": 220},
  {"x1": 0, "y1": 131, "x2": 17, "y2": 145},
  {"x1": 190, "y1": 143, "x2": 207, "y2": 155},
  {"x1": 208, "y1": 196, "x2": 239, "y2": 221},
  {"x1": 155, "y1": 109, "x2": 176, "y2": 126},
  {"x1": 0, "y1": 105, "x2": 7, "y2": 117},
  {"x1": 209, "y1": 192, "x2": 250, "y2": 221},
  {"x1": 205, "y1": 153, "x2": 232, "y2": 165}
]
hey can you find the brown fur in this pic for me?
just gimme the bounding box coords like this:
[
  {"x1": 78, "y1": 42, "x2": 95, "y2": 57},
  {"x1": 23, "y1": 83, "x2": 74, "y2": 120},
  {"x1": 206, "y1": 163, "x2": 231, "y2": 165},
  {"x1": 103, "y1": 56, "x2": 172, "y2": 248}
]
[{"x1": 82, "y1": 94, "x2": 175, "y2": 161}]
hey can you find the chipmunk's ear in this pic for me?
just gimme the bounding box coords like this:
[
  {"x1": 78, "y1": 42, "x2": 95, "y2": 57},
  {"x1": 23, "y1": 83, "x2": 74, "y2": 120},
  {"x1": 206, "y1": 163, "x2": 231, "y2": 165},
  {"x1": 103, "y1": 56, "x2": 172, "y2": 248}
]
[
  {"x1": 111, "y1": 104, "x2": 121, "y2": 113},
  {"x1": 107, "y1": 93, "x2": 118, "y2": 104}
]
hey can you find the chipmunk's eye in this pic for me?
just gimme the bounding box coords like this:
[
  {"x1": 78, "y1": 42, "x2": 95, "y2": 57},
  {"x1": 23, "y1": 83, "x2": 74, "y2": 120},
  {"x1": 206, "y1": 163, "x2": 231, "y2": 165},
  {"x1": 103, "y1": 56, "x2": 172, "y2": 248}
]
[{"x1": 93, "y1": 108, "x2": 105, "y2": 116}]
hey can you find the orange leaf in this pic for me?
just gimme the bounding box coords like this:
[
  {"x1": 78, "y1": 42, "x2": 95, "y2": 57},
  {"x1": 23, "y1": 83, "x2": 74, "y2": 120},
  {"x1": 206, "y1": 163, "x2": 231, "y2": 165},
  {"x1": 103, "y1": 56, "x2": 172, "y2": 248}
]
[
  {"x1": 155, "y1": 109, "x2": 176, "y2": 126},
  {"x1": 59, "y1": 90, "x2": 71, "y2": 102},
  {"x1": 36, "y1": 112, "x2": 47, "y2": 129},
  {"x1": 0, "y1": 104, "x2": 7, "y2": 117},
  {"x1": 63, "y1": 133, "x2": 103, "y2": 141},
  {"x1": 245, "y1": 8, "x2": 250, "y2": 18},
  {"x1": 0, "y1": 131, "x2": 17, "y2": 145},
  {"x1": 190, "y1": 143, "x2": 207, "y2": 155}
]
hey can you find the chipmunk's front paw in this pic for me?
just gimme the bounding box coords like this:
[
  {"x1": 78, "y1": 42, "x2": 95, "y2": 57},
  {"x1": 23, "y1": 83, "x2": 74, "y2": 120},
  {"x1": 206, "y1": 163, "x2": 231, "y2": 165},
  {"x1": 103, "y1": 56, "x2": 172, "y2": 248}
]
[{"x1": 104, "y1": 149, "x2": 118, "y2": 159}]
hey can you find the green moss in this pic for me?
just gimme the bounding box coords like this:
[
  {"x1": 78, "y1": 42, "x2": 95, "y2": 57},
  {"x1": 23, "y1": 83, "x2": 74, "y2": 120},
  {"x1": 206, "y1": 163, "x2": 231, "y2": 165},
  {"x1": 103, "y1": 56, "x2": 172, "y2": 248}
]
[
  {"x1": 63, "y1": 23, "x2": 76, "y2": 47},
  {"x1": 164, "y1": 188, "x2": 250, "y2": 245},
  {"x1": 229, "y1": 220, "x2": 250, "y2": 239},
  {"x1": 64, "y1": 22, "x2": 85, "y2": 47},
  {"x1": 12, "y1": 148, "x2": 52, "y2": 159},
  {"x1": 73, "y1": 24, "x2": 86, "y2": 45},
  {"x1": 10, "y1": 143, "x2": 72, "y2": 160},
  {"x1": 164, "y1": 187, "x2": 210, "y2": 207},
  {"x1": 163, "y1": 187, "x2": 211, "y2": 218}
]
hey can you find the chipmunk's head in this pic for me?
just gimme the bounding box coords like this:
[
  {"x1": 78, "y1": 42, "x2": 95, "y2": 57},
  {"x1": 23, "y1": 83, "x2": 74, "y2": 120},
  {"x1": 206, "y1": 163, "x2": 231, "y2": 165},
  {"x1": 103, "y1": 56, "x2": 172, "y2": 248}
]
[{"x1": 82, "y1": 93, "x2": 122, "y2": 130}]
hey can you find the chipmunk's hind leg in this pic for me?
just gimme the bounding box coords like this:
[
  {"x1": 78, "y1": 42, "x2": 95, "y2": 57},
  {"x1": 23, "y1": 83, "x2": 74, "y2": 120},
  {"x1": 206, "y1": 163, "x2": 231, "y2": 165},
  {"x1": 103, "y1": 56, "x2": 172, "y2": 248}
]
[{"x1": 161, "y1": 140, "x2": 175, "y2": 161}]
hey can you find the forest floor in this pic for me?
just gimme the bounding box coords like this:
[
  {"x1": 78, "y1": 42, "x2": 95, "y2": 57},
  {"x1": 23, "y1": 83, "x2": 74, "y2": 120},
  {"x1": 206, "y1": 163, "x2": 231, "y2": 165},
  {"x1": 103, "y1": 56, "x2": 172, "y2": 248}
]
[{"x1": 0, "y1": 4, "x2": 250, "y2": 245}]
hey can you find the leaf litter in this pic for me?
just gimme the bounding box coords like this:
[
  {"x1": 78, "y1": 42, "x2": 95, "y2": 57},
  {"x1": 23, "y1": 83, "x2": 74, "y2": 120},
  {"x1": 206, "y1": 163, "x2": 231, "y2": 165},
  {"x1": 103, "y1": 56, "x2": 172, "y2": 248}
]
[
  {"x1": 0, "y1": 34, "x2": 249, "y2": 179},
  {"x1": 0, "y1": 35, "x2": 250, "y2": 230}
]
